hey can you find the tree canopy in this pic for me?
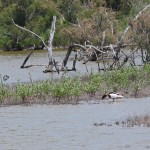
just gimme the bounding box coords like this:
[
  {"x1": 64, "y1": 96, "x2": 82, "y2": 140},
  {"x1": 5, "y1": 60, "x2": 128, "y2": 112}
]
[{"x1": 0, "y1": 0, "x2": 149, "y2": 50}]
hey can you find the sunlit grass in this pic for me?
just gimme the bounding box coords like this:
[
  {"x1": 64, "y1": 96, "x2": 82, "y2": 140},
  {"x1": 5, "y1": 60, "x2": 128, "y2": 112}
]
[{"x1": 1, "y1": 64, "x2": 150, "y2": 104}]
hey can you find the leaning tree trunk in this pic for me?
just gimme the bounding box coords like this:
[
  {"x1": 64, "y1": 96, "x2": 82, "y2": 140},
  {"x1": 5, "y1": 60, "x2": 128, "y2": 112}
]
[
  {"x1": 20, "y1": 49, "x2": 34, "y2": 68},
  {"x1": 12, "y1": 16, "x2": 59, "y2": 73}
]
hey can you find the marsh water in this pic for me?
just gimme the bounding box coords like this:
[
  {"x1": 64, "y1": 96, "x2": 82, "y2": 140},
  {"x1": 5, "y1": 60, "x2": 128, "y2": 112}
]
[
  {"x1": 1, "y1": 50, "x2": 150, "y2": 150},
  {"x1": 0, "y1": 49, "x2": 142, "y2": 84},
  {"x1": 0, "y1": 50, "x2": 99, "y2": 84},
  {"x1": 0, "y1": 98, "x2": 150, "y2": 150}
]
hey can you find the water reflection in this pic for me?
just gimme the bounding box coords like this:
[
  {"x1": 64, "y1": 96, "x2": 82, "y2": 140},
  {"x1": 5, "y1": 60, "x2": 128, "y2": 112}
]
[{"x1": 0, "y1": 97, "x2": 150, "y2": 150}]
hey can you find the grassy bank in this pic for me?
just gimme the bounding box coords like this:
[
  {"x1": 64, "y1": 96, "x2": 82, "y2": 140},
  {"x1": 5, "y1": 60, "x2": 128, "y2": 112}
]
[{"x1": 1, "y1": 65, "x2": 150, "y2": 105}]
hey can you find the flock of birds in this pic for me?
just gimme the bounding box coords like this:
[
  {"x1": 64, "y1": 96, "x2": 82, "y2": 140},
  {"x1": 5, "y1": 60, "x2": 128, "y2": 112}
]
[{"x1": 101, "y1": 92, "x2": 124, "y2": 102}]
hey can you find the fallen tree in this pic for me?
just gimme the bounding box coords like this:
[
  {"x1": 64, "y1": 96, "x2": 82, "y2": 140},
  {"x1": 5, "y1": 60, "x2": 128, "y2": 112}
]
[
  {"x1": 62, "y1": 4, "x2": 150, "y2": 71},
  {"x1": 12, "y1": 4, "x2": 150, "y2": 73}
]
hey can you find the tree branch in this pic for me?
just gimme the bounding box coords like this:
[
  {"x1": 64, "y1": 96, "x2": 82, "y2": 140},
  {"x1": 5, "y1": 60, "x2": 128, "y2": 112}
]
[
  {"x1": 12, "y1": 19, "x2": 48, "y2": 49},
  {"x1": 120, "y1": 4, "x2": 150, "y2": 44}
]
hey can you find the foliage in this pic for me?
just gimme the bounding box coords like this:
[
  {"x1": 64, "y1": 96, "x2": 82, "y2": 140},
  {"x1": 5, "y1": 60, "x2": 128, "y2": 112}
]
[
  {"x1": 0, "y1": 0, "x2": 149, "y2": 50},
  {"x1": 51, "y1": 77, "x2": 83, "y2": 99},
  {"x1": 105, "y1": 66, "x2": 149, "y2": 93}
]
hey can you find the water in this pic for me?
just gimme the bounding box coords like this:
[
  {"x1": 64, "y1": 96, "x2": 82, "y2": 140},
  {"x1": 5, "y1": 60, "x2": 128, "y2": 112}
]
[
  {"x1": 0, "y1": 50, "x2": 99, "y2": 84},
  {"x1": 0, "y1": 97, "x2": 150, "y2": 150},
  {"x1": 0, "y1": 49, "x2": 142, "y2": 84},
  {"x1": 0, "y1": 50, "x2": 148, "y2": 149}
]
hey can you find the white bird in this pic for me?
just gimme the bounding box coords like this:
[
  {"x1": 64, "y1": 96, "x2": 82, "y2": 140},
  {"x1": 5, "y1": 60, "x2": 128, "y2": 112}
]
[{"x1": 102, "y1": 92, "x2": 124, "y2": 102}]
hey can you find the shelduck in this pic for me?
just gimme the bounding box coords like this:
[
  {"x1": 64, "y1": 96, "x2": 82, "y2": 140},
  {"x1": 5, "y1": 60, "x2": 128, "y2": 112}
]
[{"x1": 102, "y1": 92, "x2": 124, "y2": 102}]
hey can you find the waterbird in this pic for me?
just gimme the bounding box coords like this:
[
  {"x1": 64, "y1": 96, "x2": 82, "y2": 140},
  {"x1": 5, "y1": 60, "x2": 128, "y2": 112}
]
[
  {"x1": 102, "y1": 92, "x2": 124, "y2": 102},
  {"x1": 3, "y1": 75, "x2": 9, "y2": 81}
]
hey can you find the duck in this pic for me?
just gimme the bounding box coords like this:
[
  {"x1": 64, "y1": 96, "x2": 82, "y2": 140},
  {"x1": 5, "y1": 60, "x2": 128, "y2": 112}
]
[
  {"x1": 3, "y1": 75, "x2": 9, "y2": 81},
  {"x1": 102, "y1": 92, "x2": 124, "y2": 102}
]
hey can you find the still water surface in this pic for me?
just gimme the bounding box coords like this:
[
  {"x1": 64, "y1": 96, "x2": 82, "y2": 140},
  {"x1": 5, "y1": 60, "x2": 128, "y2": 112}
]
[
  {"x1": 0, "y1": 97, "x2": 150, "y2": 150},
  {"x1": 0, "y1": 50, "x2": 98, "y2": 84}
]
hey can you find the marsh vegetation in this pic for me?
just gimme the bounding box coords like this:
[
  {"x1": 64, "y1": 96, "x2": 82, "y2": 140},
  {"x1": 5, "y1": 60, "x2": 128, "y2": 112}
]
[{"x1": 1, "y1": 64, "x2": 150, "y2": 105}]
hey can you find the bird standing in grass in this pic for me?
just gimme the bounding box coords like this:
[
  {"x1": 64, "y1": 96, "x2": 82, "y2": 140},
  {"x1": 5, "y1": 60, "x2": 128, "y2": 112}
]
[{"x1": 102, "y1": 92, "x2": 124, "y2": 102}]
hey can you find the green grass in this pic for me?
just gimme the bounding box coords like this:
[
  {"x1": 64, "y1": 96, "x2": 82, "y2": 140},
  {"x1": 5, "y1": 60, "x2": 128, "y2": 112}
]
[{"x1": 1, "y1": 65, "x2": 150, "y2": 104}]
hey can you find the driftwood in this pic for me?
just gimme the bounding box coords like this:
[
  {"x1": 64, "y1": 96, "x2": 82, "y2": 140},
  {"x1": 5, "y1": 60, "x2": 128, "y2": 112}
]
[
  {"x1": 67, "y1": 8, "x2": 143, "y2": 69},
  {"x1": 12, "y1": 4, "x2": 150, "y2": 74},
  {"x1": 61, "y1": 43, "x2": 107, "y2": 69},
  {"x1": 62, "y1": 42, "x2": 136, "y2": 71}
]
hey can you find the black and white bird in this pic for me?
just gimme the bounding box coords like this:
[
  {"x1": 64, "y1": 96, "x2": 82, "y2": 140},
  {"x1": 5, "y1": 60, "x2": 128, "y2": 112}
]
[{"x1": 102, "y1": 92, "x2": 124, "y2": 102}]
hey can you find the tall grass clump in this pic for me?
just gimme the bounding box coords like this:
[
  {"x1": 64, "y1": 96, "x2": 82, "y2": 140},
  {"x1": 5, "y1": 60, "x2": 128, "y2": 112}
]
[
  {"x1": 35, "y1": 80, "x2": 53, "y2": 95},
  {"x1": 13, "y1": 80, "x2": 53, "y2": 101},
  {"x1": 0, "y1": 84, "x2": 9, "y2": 101},
  {"x1": 83, "y1": 73, "x2": 103, "y2": 95},
  {"x1": 0, "y1": 75, "x2": 10, "y2": 101},
  {"x1": 105, "y1": 66, "x2": 148, "y2": 94},
  {"x1": 143, "y1": 64, "x2": 150, "y2": 83},
  {"x1": 14, "y1": 83, "x2": 33, "y2": 101},
  {"x1": 51, "y1": 77, "x2": 83, "y2": 100}
]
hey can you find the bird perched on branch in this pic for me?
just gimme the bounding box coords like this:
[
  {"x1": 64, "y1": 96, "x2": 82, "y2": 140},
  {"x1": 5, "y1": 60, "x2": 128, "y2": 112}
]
[{"x1": 102, "y1": 92, "x2": 124, "y2": 102}]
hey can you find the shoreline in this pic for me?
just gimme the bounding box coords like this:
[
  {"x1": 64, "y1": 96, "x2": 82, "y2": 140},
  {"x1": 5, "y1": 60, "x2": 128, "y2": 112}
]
[
  {"x1": 1, "y1": 65, "x2": 150, "y2": 106},
  {"x1": 1, "y1": 88, "x2": 150, "y2": 107}
]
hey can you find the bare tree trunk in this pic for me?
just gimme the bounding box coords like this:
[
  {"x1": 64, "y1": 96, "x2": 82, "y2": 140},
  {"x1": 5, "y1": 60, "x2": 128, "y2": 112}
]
[
  {"x1": 12, "y1": 16, "x2": 58, "y2": 73},
  {"x1": 62, "y1": 44, "x2": 87, "y2": 69},
  {"x1": 61, "y1": 45, "x2": 75, "y2": 69},
  {"x1": 47, "y1": 16, "x2": 56, "y2": 70},
  {"x1": 20, "y1": 49, "x2": 34, "y2": 68}
]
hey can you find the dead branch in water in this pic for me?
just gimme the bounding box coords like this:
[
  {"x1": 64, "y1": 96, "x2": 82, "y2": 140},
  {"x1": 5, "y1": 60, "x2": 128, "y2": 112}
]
[
  {"x1": 12, "y1": 4, "x2": 150, "y2": 74},
  {"x1": 20, "y1": 49, "x2": 34, "y2": 68}
]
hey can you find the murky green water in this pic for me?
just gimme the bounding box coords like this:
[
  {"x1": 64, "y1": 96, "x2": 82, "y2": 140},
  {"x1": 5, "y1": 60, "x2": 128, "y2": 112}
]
[{"x1": 0, "y1": 97, "x2": 150, "y2": 150}]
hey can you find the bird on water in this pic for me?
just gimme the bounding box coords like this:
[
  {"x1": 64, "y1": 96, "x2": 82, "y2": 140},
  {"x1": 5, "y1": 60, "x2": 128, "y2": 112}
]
[{"x1": 102, "y1": 92, "x2": 124, "y2": 102}]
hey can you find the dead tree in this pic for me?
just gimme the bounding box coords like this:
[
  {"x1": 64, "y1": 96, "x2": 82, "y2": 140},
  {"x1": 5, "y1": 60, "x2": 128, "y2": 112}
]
[
  {"x1": 61, "y1": 43, "x2": 106, "y2": 71},
  {"x1": 61, "y1": 44, "x2": 86, "y2": 71},
  {"x1": 105, "y1": 4, "x2": 150, "y2": 70},
  {"x1": 115, "y1": 4, "x2": 150, "y2": 60},
  {"x1": 12, "y1": 16, "x2": 59, "y2": 73}
]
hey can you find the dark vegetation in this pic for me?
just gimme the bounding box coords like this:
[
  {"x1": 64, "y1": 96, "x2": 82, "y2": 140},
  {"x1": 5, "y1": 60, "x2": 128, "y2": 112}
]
[{"x1": 0, "y1": 0, "x2": 149, "y2": 51}]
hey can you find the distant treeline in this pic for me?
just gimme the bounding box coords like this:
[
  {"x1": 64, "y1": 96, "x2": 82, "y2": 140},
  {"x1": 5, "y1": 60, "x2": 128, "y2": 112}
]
[{"x1": 0, "y1": 0, "x2": 149, "y2": 51}]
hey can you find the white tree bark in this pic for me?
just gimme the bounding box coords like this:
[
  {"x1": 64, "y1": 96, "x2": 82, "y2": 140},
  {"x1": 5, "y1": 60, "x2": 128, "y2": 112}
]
[
  {"x1": 101, "y1": 31, "x2": 105, "y2": 49},
  {"x1": 47, "y1": 16, "x2": 56, "y2": 68},
  {"x1": 12, "y1": 19, "x2": 48, "y2": 49},
  {"x1": 12, "y1": 16, "x2": 57, "y2": 71},
  {"x1": 109, "y1": 44, "x2": 116, "y2": 57}
]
